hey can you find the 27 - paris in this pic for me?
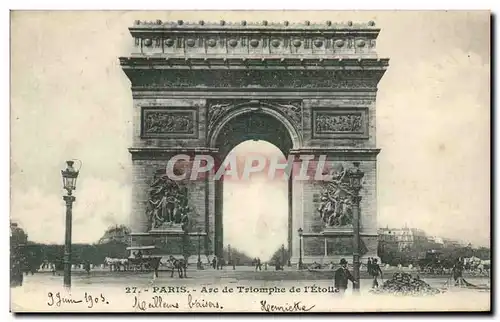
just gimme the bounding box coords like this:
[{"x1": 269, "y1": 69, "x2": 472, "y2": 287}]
[{"x1": 125, "y1": 285, "x2": 338, "y2": 295}]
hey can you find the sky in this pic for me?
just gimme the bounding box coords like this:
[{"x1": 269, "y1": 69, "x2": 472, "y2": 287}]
[{"x1": 10, "y1": 11, "x2": 490, "y2": 257}]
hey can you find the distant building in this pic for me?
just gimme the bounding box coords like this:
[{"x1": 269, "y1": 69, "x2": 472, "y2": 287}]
[
  {"x1": 98, "y1": 225, "x2": 131, "y2": 245},
  {"x1": 10, "y1": 222, "x2": 28, "y2": 245},
  {"x1": 442, "y1": 238, "x2": 464, "y2": 248},
  {"x1": 427, "y1": 236, "x2": 444, "y2": 246},
  {"x1": 378, "y1": 225, "x2": 428, "y2": 252}
]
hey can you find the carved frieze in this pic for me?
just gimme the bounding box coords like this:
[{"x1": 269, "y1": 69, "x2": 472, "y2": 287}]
[
  {"x1": 141, "y1": 108, "x2": 197, "y2": 138},
  {"x1": 316, "y1": 114, "x2": 363, "y2": 133},
  {"x1": 312, "y1": 108, "x2": 368, "y2": 139},
  {"x1": 126, "y1": 69, "x2": 382, "y2": 90}
]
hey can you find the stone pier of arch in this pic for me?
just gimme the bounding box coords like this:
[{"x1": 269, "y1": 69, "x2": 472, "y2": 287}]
[{"x1": 119, "y1": 19, "x2": 389, "y2": 265}]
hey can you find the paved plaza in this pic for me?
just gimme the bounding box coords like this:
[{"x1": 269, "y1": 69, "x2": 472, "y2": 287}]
[{"x1": 11, "y1": 268, "x2": 491, "y2": 312}]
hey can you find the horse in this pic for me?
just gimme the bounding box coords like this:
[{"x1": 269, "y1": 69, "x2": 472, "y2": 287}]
[
  {"x1": 104, "y1": 257, "x2": 117, "y2": 271},
  {"x1": 104, "y1": 257, "x2": 128, "y2": 271},
  {"x1": 167, "y1": 256, "x2": 188, "y2": 278},
  {"x1": 477, "y1": 260, "x2": 490, "y2": 276}
]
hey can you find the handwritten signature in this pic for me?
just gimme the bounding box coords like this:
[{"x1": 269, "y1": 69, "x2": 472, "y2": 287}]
[
  {"x1": 132, "y1": 294, "x2": 223, "y2": 311},
  {"x1": 47, "y1": 292, "x2": 109, "y2": 308},
  {"x1": 260, "y1": 300, "x2": 315, "y2": 312}
]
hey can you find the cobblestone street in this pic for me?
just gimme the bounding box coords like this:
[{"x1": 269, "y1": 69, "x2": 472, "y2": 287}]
[{"x1": 11, "y1": 268, "x2": 491, "y2": 312}]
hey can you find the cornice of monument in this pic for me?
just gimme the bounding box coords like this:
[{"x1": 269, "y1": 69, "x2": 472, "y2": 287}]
[
  {"x1": 123, "y1": 20, "x2": 387, "y2": 59},
  {"x1": 119, "y1": 56, "x2": 389, "y2": 69},
  {"x1": 121, "y1": 20, "x2": 389, "y2": 89},
  {"x1": 128, "y1": 147, "x2": 221, "y2": 159},
  {"x1": 289, "y1": 148, "x2": 381, "y2": 155},
  {"x1": 130, "y1": 19, "x2": 380, "y2": 33}
]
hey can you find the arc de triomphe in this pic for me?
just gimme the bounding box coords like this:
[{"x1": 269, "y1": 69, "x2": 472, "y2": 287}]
[{"x1": 120, "y1": 19, "x2": 389, "y2": 265}]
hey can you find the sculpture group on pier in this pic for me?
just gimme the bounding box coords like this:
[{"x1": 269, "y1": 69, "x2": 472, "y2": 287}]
[
  {"x1": 147, "y1": 170, "x2": 190, "y2": 231},
  {"x1": 318, "y1": 165, "x2": 355, "y2": 227}
]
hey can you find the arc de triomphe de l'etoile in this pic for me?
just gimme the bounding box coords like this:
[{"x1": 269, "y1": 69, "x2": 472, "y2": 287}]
[{"x1": 119, "y1": 19, "x2": 389, "y2": 265}]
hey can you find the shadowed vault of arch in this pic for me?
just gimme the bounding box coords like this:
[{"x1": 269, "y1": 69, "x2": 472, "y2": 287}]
[
  {"x1": 209, "y1": 102, "x2": 302, "y2": 158},
  {"x1": 215, "y1": 111, "x2": 293, "y2": 157}
]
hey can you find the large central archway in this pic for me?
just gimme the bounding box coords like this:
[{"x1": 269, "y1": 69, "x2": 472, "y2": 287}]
[
  {"x1": 222, "y1": 140, "x2": 288, "y2": 262},
  {"x1": 209, "y1": 103, "x2": 301, "y2": 259}
]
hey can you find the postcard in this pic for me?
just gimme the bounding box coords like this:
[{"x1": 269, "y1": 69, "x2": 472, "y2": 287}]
[{"x1": 10, "y1": 10, "x2": 491, "y2": 312}]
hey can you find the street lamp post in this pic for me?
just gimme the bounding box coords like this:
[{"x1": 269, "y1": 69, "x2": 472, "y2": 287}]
[
  {"x1": 298, "y1": 228, "x2": 303, "y2": 270},
  {"x1": 347, "y1": 162, "x2": 364, "y2": 293},
  {"x1": 281, "y1": 244, "x2": 285, "y2": 267},
  {"x1": 61, "y1": 160, "x2": 80, "y2": 290},
  {"x1": 197, "y1": 229, "x2": 202, "y2": 269}
]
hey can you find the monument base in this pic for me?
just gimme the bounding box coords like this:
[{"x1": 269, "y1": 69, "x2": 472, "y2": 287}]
[
  {"x1": 322, "y1": 226, "x2": 354, "y2": 235},
  {"x1": 129, "y1": 228, "x2": 208, "y2": 260},
  {"x1": 150, "y1": 223, "x2": 185, "y2": 234},
  {"x1": 290, "y1": 255, "x2": 381, "y2": 267}
]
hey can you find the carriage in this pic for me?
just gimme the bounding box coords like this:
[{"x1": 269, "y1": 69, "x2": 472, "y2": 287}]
[
  {"x1": 103, "y1": 254, "x2": 187, "y2": 278},
  {"x1": 103, "y1": 256, "x2": 161, "y2": 272},
  {"x1": 464, "y1": 257, "x2": 490, "y2": 276}
]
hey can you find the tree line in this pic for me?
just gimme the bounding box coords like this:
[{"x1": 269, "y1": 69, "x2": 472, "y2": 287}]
[
  {"x1": 378, "y1": 240, "x2": 490, "y2": 267},
  {"x1": 22, "y1": 241, "x2": 129, "y2": 270}
]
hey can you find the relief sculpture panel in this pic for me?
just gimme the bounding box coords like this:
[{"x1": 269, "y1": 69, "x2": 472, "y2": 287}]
[
  {"x1": 273, "y1": 100, "x2": 303, "y2": 133},
  {"x1": 316, "y1": 114, "x2": 363, "y2": 133},
  {"x1": 207, "y1": 102, "x2": 232, "y2": 134},
  {"x1": 141, "y1": 108, "x2": 197, "y2": 138},
  {"x1": 312, "y1": 108, "x2": 368, "y2": 139},
  {"x1": 147, "y1": 169, "x2": 191, "y2": 232},
  {"x1": 317, "y1": 163, "x2": 362, "y2": 229}
]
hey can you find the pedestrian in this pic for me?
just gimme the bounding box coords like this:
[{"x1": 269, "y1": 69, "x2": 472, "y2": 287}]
[
  {"x1": 370, "y1": 258, "x2": 383, "y2": 288},
  {"x1": 367, "y1": 257, "x2": 372, "y2": 274},
  {"x1": 452, "y1": 257, "x2": 464, "y2": 285},
  {"x1": 217, "y1": 256, "x2": 223, "y2": 270},
  {"x1": 334, "y1": 258, "x2": 357, "y2": 295},
  {"x1": 153, "y1": 257, "x2": 160, "y2": 280},
  {"x1": 84, "y1": 261, "x2": 91, "y2": 276},
  {"x1": 212, "y1": 257, "x2": 217, "y2": 270}
]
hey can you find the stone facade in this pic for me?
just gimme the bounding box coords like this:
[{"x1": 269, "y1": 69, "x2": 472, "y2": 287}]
[
  {"x1": 378, "y1": 227, "x2": 429, "y2": 252},
  {"x1": 120, "y1": 20, "x2": 389, "y2": 264}
]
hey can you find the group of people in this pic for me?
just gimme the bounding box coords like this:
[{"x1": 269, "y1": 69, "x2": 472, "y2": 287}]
[
  {"x1": 253, "y1": 258, "x2": 263, "y2": 271},
  {"x1": 211, "y1": 256, "x2": 224, "y2": 270},
  {"x1": 333, "y1": 257, "x2": 384, "y2": 294}
]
